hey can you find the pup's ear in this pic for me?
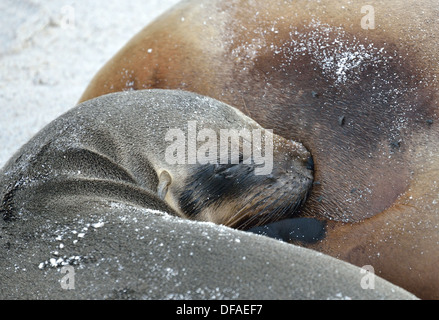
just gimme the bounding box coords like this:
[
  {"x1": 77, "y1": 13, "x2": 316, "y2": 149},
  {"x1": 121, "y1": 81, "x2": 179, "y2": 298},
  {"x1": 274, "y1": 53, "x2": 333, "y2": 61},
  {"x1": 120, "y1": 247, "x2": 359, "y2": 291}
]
[{"x1": 157, "y1": 170, "x2": 172, "y2": 200}]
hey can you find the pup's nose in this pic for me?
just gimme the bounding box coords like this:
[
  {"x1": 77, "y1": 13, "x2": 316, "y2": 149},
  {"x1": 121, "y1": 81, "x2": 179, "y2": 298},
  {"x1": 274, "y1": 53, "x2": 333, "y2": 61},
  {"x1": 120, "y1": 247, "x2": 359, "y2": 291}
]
[
  {"x1": 306, "y1": 156, "x2": 314, "y2": 171},
  {"x1": 271, "y1": 137, "x2": 314, "y2": 180}
]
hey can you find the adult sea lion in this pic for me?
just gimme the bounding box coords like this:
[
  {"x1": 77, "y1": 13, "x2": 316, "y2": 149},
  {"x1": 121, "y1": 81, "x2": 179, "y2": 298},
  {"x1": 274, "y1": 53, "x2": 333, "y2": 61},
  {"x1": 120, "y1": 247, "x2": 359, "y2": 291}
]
[
  {"x1": 0, "y1": 89, "x2": 415, "y2": 299},
  {"x1": 79, "y1": 0, "x2": 439, "y2": 299}
]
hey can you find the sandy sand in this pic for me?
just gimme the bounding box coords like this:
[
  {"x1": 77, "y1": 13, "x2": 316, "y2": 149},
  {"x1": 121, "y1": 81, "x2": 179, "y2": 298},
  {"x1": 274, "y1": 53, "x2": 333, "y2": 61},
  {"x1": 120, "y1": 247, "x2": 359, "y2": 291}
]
[{"x1": 0, "y1": 0, "x2": 180, "y2": 168}]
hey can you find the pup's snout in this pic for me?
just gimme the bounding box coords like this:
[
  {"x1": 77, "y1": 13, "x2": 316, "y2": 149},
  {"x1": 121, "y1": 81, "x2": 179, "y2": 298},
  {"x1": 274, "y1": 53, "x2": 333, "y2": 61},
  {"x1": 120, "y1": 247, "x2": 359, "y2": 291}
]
[
  {"x1": 306, "y1": 156, "x2": 314, "y2": 171},
  {"x1": 272, "y1": 138, "x2": 314, "y2": 181}
]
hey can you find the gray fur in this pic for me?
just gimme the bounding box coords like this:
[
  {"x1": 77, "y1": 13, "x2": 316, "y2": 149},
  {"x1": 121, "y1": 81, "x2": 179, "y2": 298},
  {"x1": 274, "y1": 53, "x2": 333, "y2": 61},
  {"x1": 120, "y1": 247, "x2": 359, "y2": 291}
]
[
  {"x1": 0, "y1": 90, "x2": 417, "y2": 299},
  {"x1": 0, "y1": 203, "x2": 417, "y2": 299}
]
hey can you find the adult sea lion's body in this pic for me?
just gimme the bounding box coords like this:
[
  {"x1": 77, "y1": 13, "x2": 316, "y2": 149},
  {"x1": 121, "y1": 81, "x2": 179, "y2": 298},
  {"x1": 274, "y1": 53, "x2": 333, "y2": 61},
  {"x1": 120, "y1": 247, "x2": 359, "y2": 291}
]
[
  {"x1": 0, "y1": 198, "x2": 416, "y2": 300},
  {"x1": 0, "y1": 90, "x2": 415, "y2": 299},
  {"x1": 79, "y1": 0, "x2": 439, "y2": 299}
]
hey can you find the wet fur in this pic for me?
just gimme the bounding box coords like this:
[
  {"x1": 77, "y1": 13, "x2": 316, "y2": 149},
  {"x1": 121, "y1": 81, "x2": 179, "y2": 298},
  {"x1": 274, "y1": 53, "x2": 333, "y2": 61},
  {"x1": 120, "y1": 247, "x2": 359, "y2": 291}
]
[{"x1": 78, "y1": 0, "x2": 439, "y2": 299}]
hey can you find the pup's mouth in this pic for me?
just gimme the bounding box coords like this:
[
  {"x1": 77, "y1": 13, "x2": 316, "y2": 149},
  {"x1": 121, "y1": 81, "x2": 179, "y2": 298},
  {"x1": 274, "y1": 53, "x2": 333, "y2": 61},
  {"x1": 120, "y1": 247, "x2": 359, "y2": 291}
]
[{"x1": 222, "y1": 171, "x2": 314, "y2": 230}]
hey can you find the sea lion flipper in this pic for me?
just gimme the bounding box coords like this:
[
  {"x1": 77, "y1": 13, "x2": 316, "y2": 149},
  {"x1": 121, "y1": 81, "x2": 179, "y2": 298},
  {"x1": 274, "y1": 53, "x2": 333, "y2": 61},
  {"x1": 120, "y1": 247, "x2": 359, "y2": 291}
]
[
  {"x1": 248, "y1": 218, "x2": 326, "y2": 244},
  {"x1": 157, "y1": 170, "x2": 172, "y2": 200}
]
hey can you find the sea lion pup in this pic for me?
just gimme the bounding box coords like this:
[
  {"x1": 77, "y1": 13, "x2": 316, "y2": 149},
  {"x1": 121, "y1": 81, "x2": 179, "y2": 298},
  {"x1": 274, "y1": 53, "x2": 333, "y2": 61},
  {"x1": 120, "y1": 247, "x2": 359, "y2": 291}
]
[
  {"x1": 0, "y1": 89, "x2": 314, "y2": 232},
  {"x1": 0, "y1": 90, "x2": 416, "y2": 300},
  {"x1": 78, "y1": 0, "x2": 439, "y2": 299}
]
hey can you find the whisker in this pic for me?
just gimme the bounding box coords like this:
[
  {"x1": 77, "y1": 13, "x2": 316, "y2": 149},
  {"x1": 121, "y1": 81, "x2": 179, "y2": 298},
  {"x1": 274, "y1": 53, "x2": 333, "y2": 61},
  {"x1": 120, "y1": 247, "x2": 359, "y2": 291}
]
[
  {"x1": 238, "y1": 189, "x2": 306, "y2": 229},
  {"x1": 224, "y1": 190, "x2": 278, "y2": 227},
  {"x1": 237, "y1": 190, "x2": 294, "y2": 229}
]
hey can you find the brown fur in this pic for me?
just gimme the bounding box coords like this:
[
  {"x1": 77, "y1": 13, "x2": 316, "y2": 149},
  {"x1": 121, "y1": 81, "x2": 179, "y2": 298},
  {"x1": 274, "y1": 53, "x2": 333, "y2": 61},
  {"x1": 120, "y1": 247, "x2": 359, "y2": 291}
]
[{"x1": 79, "y1": 0, "x2": 439, "y2": 299}]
